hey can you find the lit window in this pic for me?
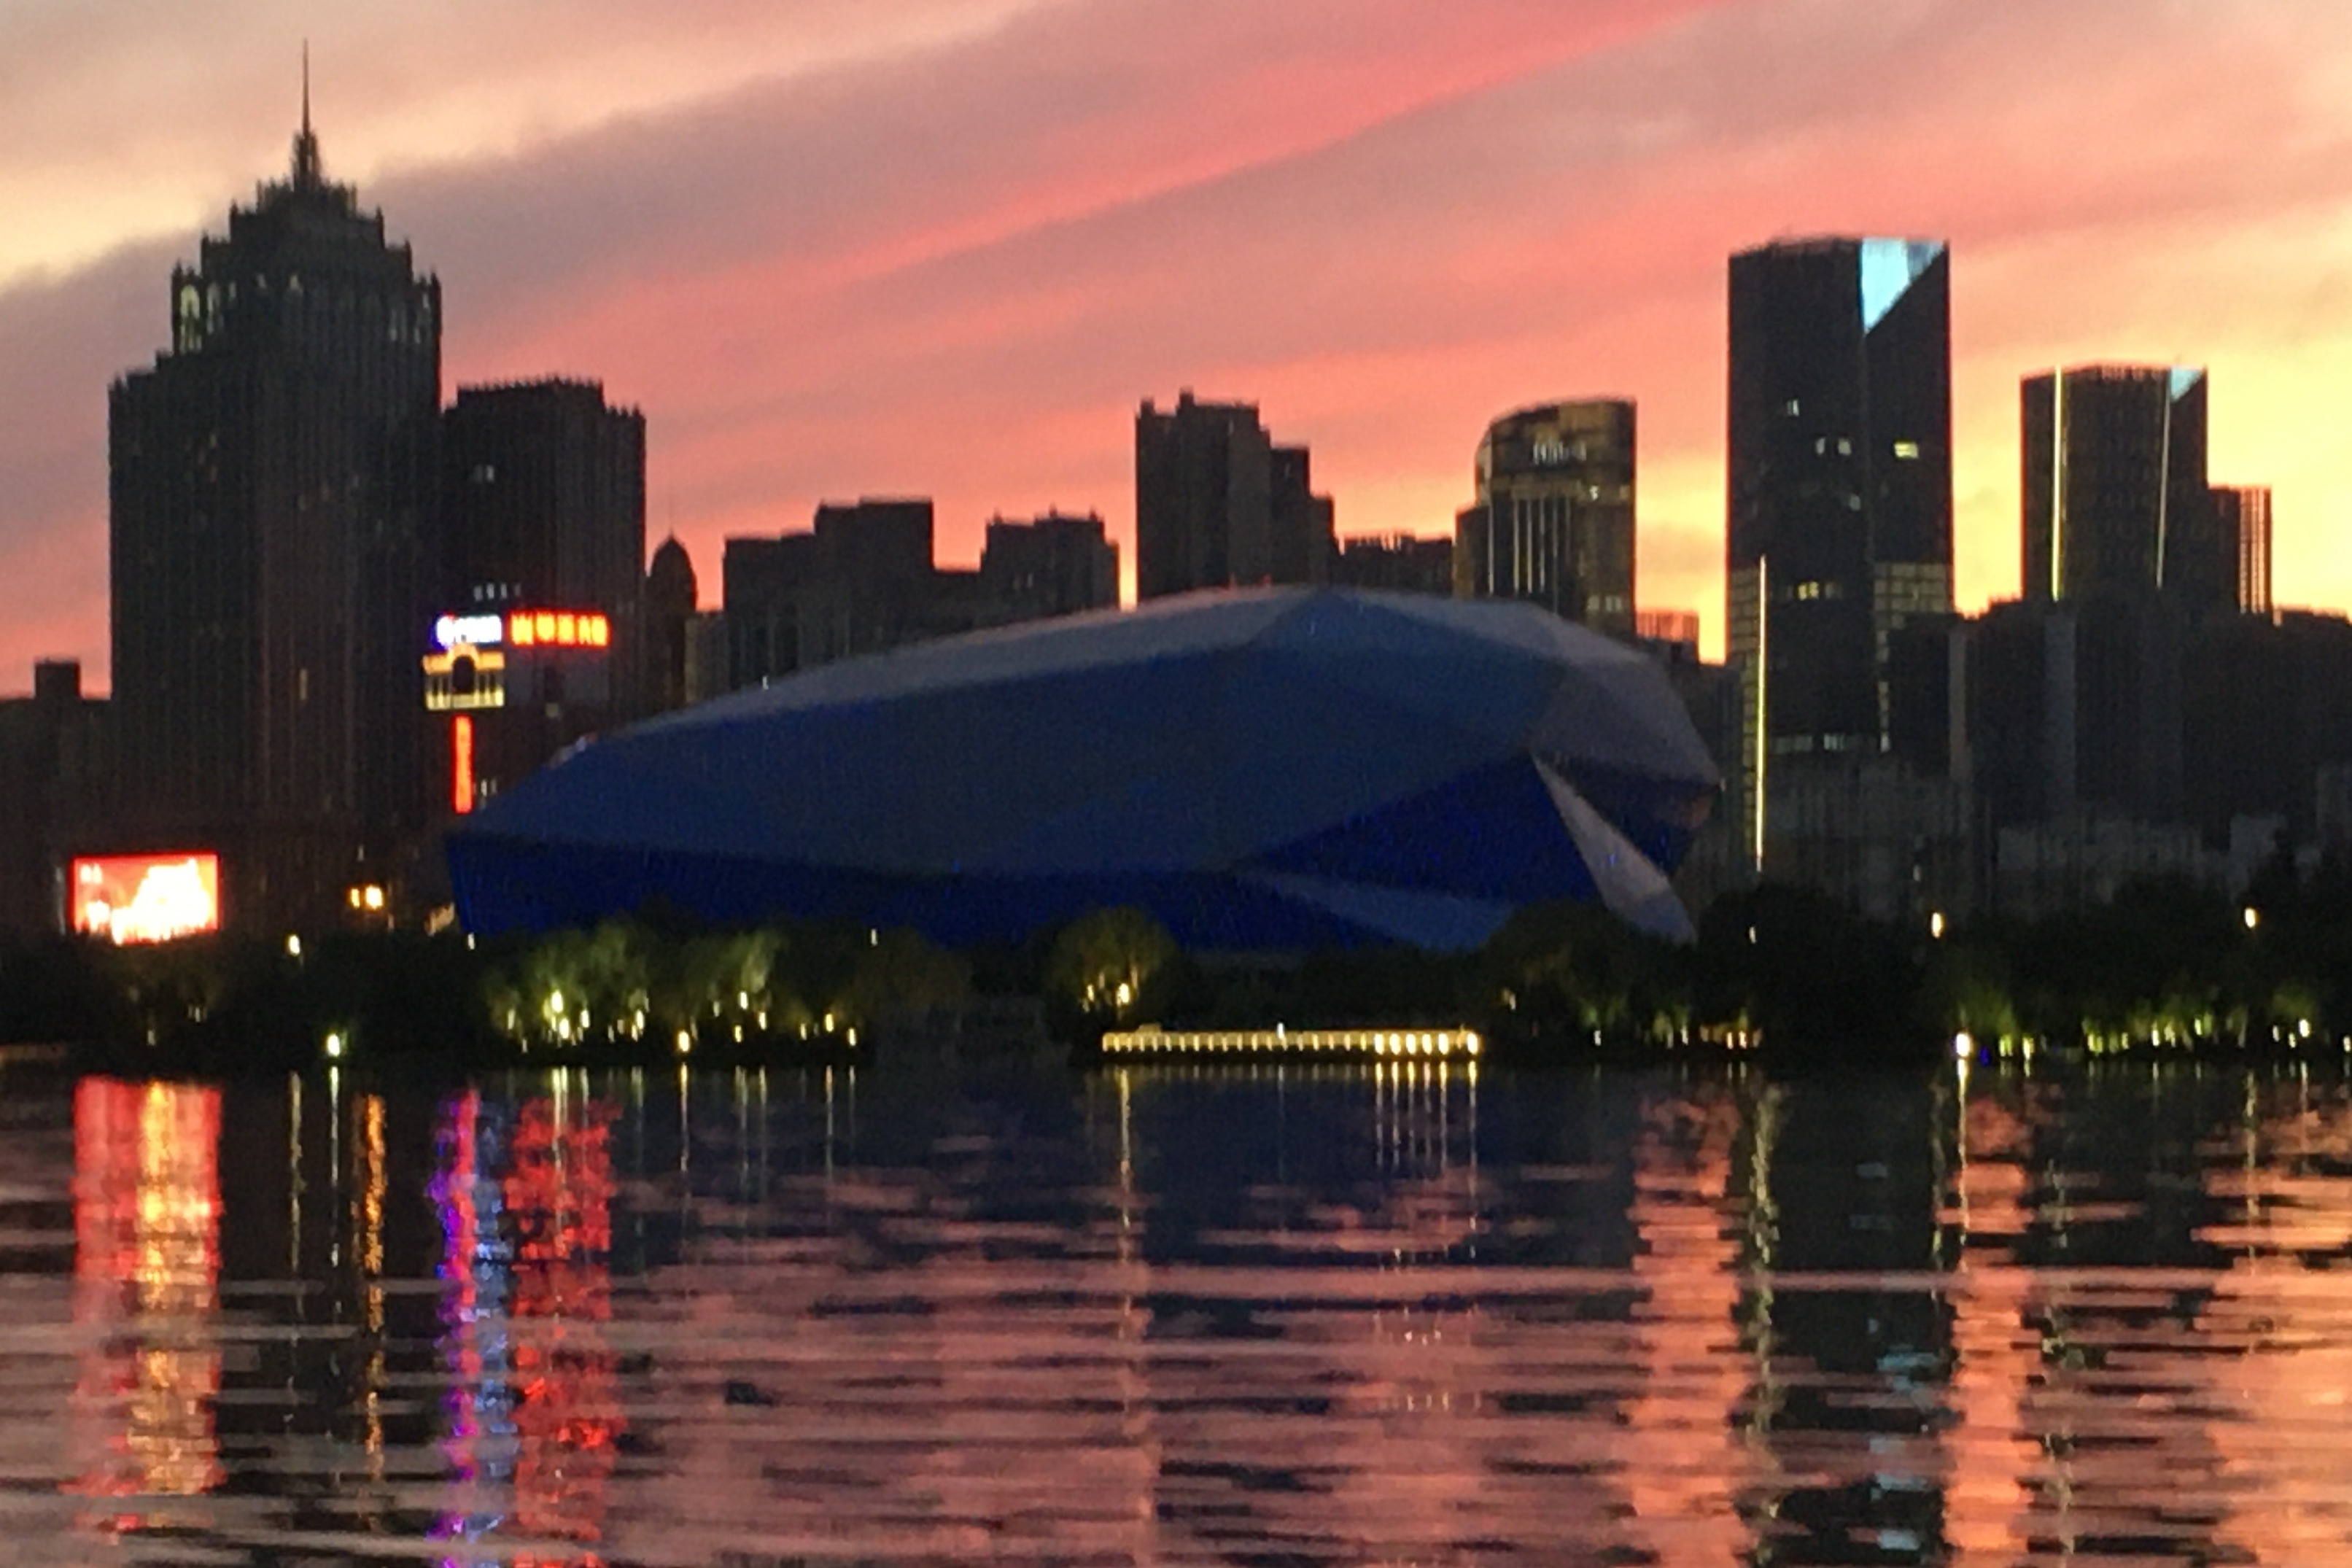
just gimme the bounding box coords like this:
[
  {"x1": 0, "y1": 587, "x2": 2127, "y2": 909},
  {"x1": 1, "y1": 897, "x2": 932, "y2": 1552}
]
[{"x1": 1893, "y1": 440, "x2": 1921, "y2": 459}]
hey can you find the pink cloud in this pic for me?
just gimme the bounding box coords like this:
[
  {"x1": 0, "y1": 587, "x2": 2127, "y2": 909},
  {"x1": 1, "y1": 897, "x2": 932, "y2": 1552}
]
[{"x1": 5, "y1": 0, "x2": 2352, "y2": 686}]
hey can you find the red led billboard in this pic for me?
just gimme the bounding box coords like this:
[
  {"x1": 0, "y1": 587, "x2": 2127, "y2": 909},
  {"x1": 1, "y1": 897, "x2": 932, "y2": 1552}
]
[{"x1": 70, "y1": 854, "x2": 222, "y2": 944}]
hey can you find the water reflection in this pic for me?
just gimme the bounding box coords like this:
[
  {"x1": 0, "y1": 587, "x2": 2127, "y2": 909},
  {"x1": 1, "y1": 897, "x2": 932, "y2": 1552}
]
[
  {"x1": 67, "y1": 1078, "x2": 223, "y2": 1518},
  {"x1": 1, "y1": 1059, "x2": 2351, "y2": 1561},
  {"x1": 433, "y1": 1082, "x2": 619, "y2": 1567}
]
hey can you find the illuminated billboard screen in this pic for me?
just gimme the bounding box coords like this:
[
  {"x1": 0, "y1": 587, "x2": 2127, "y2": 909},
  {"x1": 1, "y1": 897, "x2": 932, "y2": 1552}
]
[{"x1": 70, "y1": 854, "x2": 222, "y2": 945}]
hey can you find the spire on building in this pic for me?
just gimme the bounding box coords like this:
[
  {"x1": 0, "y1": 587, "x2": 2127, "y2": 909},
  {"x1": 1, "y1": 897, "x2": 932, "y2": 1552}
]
[{"x1": 292, "y1": 42, "x2": 323, "y2": 189}]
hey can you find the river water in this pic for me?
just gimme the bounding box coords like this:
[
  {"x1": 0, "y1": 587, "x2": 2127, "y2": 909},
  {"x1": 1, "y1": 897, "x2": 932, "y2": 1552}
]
[{"x1": 2, "y1": 1054, "x2": 2351, "y2": 1565}]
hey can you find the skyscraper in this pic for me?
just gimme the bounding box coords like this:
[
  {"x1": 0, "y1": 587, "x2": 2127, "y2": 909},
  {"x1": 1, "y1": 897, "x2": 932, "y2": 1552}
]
[
  {"x1": 1133, "y1": 392, "x2": 1332, "y2": 599},
  {"x1": 1726, "y1": 237, "x2": 1953, "y2": 867},
  {"x1": 441, "y1": 379, "x2": 647, "y2": 705},
  {"x1": 1453, "y1": 400, "x2": 1636, "y2": 636},
  {"x1": 2022, "y1": 365, "x2": 2216, "y2": 610},
  {"x1": 2211, "y1": 484, "x2": 2274, "y2": 619},
  {"x1": 109, "y1": 93, "x2": 441, "y2": 925}
]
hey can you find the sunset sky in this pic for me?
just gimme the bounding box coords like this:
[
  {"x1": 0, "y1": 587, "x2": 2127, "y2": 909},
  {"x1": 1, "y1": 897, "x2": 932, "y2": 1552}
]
[{"x1": 5, "y1": 0, "x2": 2351, "y2": 686}]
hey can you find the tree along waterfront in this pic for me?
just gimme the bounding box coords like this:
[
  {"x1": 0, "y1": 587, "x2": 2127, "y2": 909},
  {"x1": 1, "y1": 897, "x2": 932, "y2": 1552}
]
[{"x1": 7, "y1": 864, "x2": 2352, "y2": 1073}]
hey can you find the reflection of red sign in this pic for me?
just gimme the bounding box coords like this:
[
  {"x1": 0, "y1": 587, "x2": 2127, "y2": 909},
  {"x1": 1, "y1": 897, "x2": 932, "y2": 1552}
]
[
  {"x1": 70, "y1": 854, "x2": 220, "y2": 944},
  {"x1": 508, "y1": 1097, "x2": 620, "y2": 1561}
]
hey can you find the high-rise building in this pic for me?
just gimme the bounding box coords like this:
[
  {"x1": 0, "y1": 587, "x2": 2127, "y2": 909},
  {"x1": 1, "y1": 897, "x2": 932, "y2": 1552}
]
[
  {"x1": 109, "y1": 97, "x2": 441, "y2": 926},
  {"x1": 1453, "y1": 400, "x2": 1636, "y2": 636},
  {"x1": 440, "y1": 381, "x2": 647, "y2": 761},
  {"x1": 442, "y1": 381, "x2": 645, "y2": 647},
  {"x1": 978, "y1": 511, "x2": 1119, "y2": 619},
  {"x1": 721, "y1": 499, "x2": 972, "y2": 687},
  {"x1": 1726, "y1": 237, "x2": 1953, "y2": 869},
  {"x1": 0, "y1": 662, "x2": 108, "y2": 934},
  {"x1": 2022, "y1": 365, "x2": 2216, "y2": 610},
  {"x1": 2211, "y1": 484, "x2": 2274, "y2": 618},
  {"x1": 1134, "y1": 392, "x2": 1332, "y2": 599}
]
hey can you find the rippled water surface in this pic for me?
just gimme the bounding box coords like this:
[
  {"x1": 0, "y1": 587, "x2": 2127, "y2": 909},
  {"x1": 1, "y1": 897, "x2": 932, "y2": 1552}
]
[{"x1": 5, "y1": 1055, "x2": 2352, "y2": 1564}]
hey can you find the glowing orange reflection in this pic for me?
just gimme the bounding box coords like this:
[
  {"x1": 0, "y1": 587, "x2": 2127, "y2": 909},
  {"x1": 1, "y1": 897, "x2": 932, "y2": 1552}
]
[
  {"x1": 67, "y1": 1078, "x2": 224, "y2": 1518},
  {"x1": 1941, "y1": 1084, "x2": 2038, "y2": 1563},
  {"x1": 505, "y1": 1090, "x2": 621, "y2": 1567}
]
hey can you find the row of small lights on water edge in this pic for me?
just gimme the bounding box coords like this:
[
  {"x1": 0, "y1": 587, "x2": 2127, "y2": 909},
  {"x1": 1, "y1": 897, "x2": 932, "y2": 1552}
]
[{"x1": 1100, "y1": 1025, "x2": 1481, "y2": 1057}]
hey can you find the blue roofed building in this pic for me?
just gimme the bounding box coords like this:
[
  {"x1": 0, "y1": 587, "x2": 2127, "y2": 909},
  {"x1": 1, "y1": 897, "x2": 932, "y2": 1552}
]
[{"x1": 446, "y1": 587, "x2": 1720, "y2": 950}]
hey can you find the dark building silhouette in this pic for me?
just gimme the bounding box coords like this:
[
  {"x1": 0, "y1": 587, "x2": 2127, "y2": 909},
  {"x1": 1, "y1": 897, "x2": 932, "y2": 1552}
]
[
  {"x1": 1330, "y1": 534, "x2": 1453, "y2": 596},
  {"x1": 1726, "y1": 238, "x2": 1954, "y2": 867},
  {"x1": 2022, "y1": 365, "x2": 2219, "y2": 612},
  {"x1": 429, "y1": 379, "x2": 648, "y2": 831},
  {"x1": 1134, "y1": 392, "x2": 1332, "y2": 599},
  {"x1": 2183, "y1": 610, "x2": 2352, "y2": 842},
  {"x1": 0, "y1": 662, "x2": 109, "y2": 934},
  {"x1": 977, "y1": 511, "x2": 1119, "y2": 620},
  {"x1": 108, "y1": 100, "x2": 441, "y2": 927},
  {"x1": 2211, "y1": 484, "x2": 2274, "y2": 618},
  {"x1": 1959, "y1": 591, "x2": 2184, "y2": 834},
  {"x1": 644, "y1": 536, "x2": 699, "y2": 713},
  {"x1": 1453, "y1": 400, "x2": 1636, "y2": 635},
  {"x1": 441, "y1": 379, "x2": 646, "y2": 700},
  {"x1": 723, "y1": 499, "x2": 1034, "y2": 688},
  {"x1": 722, "y1": 532, "x2": 818, "y2": 689}
]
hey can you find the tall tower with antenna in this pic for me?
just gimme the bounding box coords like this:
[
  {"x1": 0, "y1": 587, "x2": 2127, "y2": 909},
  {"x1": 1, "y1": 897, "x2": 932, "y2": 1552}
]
[{"x1": 108, "y1": 55, "x2": 445, "y2": 926}]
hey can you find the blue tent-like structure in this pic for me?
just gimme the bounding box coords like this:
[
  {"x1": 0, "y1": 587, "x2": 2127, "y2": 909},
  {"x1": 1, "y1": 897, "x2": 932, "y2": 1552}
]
[{"x1": 448, "y1": 587, "x2": 1719, "y2": 950}]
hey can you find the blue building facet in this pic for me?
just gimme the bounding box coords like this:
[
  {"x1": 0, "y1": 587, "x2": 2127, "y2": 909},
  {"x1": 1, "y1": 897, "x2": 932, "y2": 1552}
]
[{"x1": 448, "y1": 587, "x2": 1719, "y2": 949}]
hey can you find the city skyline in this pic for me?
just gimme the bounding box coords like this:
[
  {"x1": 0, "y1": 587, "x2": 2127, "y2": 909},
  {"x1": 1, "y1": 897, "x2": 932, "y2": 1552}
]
[{"x1": 5, "y1": 0, "x2": 2351, "y2": 683}]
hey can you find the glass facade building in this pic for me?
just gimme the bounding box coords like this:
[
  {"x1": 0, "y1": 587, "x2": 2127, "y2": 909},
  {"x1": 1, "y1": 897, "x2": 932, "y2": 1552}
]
[
  {"x1": 1454, "y1": 400, "x2": 1635, "y2": 637},
  {"x1": 1726, "y1": 238, "x2": 1954, "y2": 867},
  {"x1": 2022, "y1": 365, "x2": 2217, "y2": 611}
]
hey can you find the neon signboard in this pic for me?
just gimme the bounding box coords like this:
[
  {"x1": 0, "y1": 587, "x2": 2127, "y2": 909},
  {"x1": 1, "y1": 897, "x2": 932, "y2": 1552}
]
[
  {"x1": 508, "y1": 610, "x2": 609, "y2": 649},
  {"x1": 433, "y1": 610, "x2": 609, "y2": 651},
  {"x1": 71, "y1": 854, "x2": 222, "y2": 944},
  {"x1": 453, "y1": 715, "x2": 476, "y2": 815},
  {"x1": 434, "y1": 613, "x2": 505, "y2": 650}
]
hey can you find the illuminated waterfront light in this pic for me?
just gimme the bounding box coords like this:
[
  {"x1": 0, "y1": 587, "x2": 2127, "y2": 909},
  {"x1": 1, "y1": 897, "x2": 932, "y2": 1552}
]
[
  {"x1": 675, "y1": 1031, "x2": 692, "y2": 1057},
  {"x1": 1098, "y1": 1024, "x2": 1488, "y2": 1058},
  {"x1": 324, "y1": 1032, "x2": 344, "y2": 1060},
  {"x1": 2244, "y1": 906, "x2": 2261, "y2": 930},
  {"x1": 285, "y1": 934, "x2": 301, "y2": 958},
  {"x1": 1930, "y1": 910, "x2": 1946, "y2": 939},
  {"x1": 1953, "y1": 1031, "x2": 1974, "y2": 1060}
]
